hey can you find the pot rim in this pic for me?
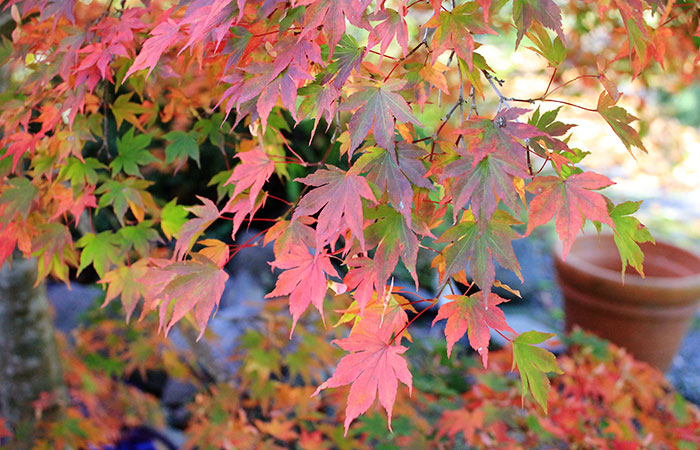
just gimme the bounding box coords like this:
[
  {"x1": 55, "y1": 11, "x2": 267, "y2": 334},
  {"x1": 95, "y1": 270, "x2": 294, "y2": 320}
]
[{"x1": 553, "y1": 232, "x2": 700, "y2": 289}]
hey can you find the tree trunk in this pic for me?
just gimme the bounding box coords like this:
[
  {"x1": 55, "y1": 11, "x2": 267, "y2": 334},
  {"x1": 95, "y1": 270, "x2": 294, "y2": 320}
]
[{"x1": 0, "y1": 258, "x2": 66, "y2": 443}]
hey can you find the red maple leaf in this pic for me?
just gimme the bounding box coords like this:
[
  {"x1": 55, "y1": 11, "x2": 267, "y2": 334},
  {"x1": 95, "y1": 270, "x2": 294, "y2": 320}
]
[
  {"x1": 432, "y1": 292, "x2": 514, "y2": 366},
  {"x1": 343, "y1": 256, "x2": 379, "y2": 312},
  {"x1": 264, "y1": 217, "x2": 316, "y2": 258},
  {"x1": 266, "y1": 244, "x2": 339, "y2": 334},
  {"x1": 140, "y1": 254, "x2": 228, "y2": 338},
  {"x1": 341, "y1": 80, "x2": 422, "y2": 155},
  {"x1": 513, "y1": 0, "x2": 565, "y2": 48},
  {"x1": 368, "y1": 8, "x2": 408, "y2": 61},
  {"x1": 174, "y1": 196, "x2": 220, "y2": 261},
  {"x1": 354, "y1": 143, "x2": 431, "y2": 224},
  {"x1": 436, "y1": 408, "x2": 485, "y2": 443},
  {"x1": 312, "y1": 331, "x2": 412, "y2": 435},
  {"x1": 2, "y1": 131, "x2": 41, "y2": 172},
  {"x1": 443, "y1": 151, "x2": 529, "y2": 226},
  {"x1": 525, "y1": 172, "x2": 615, "y2": 258},
  {"x1": 125, "y1": 17, "x2": 181, "y2": 79},
  {"x1": 225, "y1": 149, "x2": 275, "y2": 209},
  {"x1": 461, "y1": 108, "x2": 543, "y2": 165},
  {"x1": 293, "y1": 166, "x2": 377, "y2": 250},
  {"x1": 299, "y1": 0, "x2": 371, "y2": 59}
]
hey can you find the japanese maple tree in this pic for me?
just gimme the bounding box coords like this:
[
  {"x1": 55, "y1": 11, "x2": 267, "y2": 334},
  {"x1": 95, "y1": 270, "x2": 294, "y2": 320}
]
[{"x1": 1, "y1": 0, "x2": 697, "y2": 437}]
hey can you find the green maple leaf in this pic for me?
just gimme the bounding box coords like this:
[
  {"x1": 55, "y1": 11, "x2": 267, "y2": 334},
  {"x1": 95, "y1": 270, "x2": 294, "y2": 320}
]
[
  {"x1": 160, "y1": 199, "x2": 189, "y2": 241},
  {"x1": 511, "y1": 331, "x2": 562, "y2": 413},
  {"x1": 58, "y1": 157, "x2": 105, "y2": 188},
  {"x1": 96, "y1": 177, "x2": 153, "y2": 225},
  {"x1": 117, "y1": 220, "x2": 162, "y2": 257},
  {"x1": 77, "y1": 231, "x2": 123, "y2": 278},
  {"x1": 0, "y1": 177, "x2": 36, "y2": 222},
  {"x1": 608, "y1": 200, "x2": 654, "y2": 280},
  {"x1": 110, "y1": 127, "x2": 158, "y2": 177},
  {"x1": 597, "y1": 92, "x2": 647, "y2": 155},
  {"x1": 163, "y1": 130, "x2": 200, "y2": 167}
]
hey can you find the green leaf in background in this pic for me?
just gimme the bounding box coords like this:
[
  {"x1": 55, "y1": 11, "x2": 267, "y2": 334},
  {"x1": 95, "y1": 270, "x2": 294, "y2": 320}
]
[
  {"x1": 512, "y1": 331, "x2": 562, "y2": 413},
  {"x1": 77, "y1": 231, "x2": 123, "y2": 278},
  {"x1": 59, "y1": 157, "x2": 106, "y2": 188},
  {"x1": 164, "y1": 130, "x2": 200, "y2": 167},
  {"x1": 117, "y1": 220, "x2": 162, "y2": 257},
  {"x1": 111, "y1": 127, "x2": 157, "y2": 177},
  {"x1": 160, "y1": 199, "x2": 189, "y2": 240}
]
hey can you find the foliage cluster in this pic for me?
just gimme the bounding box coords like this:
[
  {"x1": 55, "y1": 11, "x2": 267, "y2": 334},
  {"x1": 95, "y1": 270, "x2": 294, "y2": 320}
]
[
  {"x1": 1, "y1": 0, "x2": 700, "y2": 435},
  {"x1": 11, "y1": 299, "x2": 700, "y2": 449}
]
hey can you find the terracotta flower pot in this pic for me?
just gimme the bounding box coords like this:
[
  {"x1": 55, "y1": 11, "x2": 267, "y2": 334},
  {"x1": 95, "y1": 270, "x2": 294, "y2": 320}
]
[{"x1": 553, "y1": 233, "x2": 700, "y2": 371}]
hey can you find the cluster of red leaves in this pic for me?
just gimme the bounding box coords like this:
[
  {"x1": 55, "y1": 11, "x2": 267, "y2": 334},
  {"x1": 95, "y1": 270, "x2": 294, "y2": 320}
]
[
  {"x1": 1, "y1": 0, "x2": 697, "y2": 433},
  {"x1": 431, "y1": 333, "x2": 700, "y2": 448},
  {"x1": 14, "y1": 301, "x2": 700, "y2": 449},
  {"x1": 29, "y1": 326, "x2": 171, "y2": 449}
]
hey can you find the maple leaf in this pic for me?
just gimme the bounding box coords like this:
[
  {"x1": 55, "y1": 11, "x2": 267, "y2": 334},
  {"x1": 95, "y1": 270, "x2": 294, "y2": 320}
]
[
  {"x1": 368, "y1": 8, "x2": 408, "y2": 61},
  {"x1": 435, "y1": 210, "x2": 522, "y2": 299},
  {"x1": 512, "y1": 0, "x2": 565, "y2": 49},
  {"x1": 225, "y1": 149, "x2": 275, "y2": 210},
  {"x1": 2, "y1": 132, "x2": 41, "y2": 172},
  {"x1": 117, "y1": 220, "x2": 161, "y2": 257},
  {"x1": 462, "y1": 108, "x2": 544, "y2": 165},
  {"x1": 264, "y1": 217, "x2": 316, "y2": 258},
  {"x1": 110, "y1": 128, "x2": 157, "y2": 177},
  {"x1": 432, "y1": 292, "x2": 514, "y2": 366},
  {"x1": 160, "y1": 199, "x2": 189, "y2": 241},
  {"x1": 436, "y1": 408, "x2": 485, "y2": 443},
  {"x1": 312, "y1": 331, "x2": 412, "y2": 435},
  {"x1": 336, "y1": 292, "x2": 414, "y2": 342},
  {"x1": 96, "y1": 178, "x2": 155, "y2": 225},
  {"x1": 149, "y1": 254, "x2": 229, "y2": 338},
  {"x1": 597, "y1": 92, "x2": 647, "y2": 155},
  {"x1": 293, "y1": 166, "x2": 377, "y2": 250},
  {"x1": 266, "y1": 244, "x2": 339, "y2": 334},
  {"x1": 525, "y1": 172, "x2": 615, "y2": 259},
  {"x1": 163, "y1": 130, "x2": 200, "y2": 167},
  {"x1": 77, "y1": 231, "x2": 122, "y2": 279},
  {"x1": 125, "y1": 18, "x2": 181, "y2": 79},
  {"x1": 299, "y1": 0, "x2": 372, "y2": 59},
  {"x1": 197, "y1": 238, "x2": 229, "y2": 269},
  {"x1": 443, "y1": 152, "x2": 529, "y2": 227},
  {"x1": 342, "y1": 80, "x2": 422, "y2": 155},
  {"x1": 363, "y1": 205, "x2": 427, "y2": 289},
  {"x1": 607, "y1": 200, "x2": 654, "y2": 280},
  {"x1": 255, "y1": 418, "x2": 299, "y2": 442},
  {"x1": 354, "y1": 144, "x2": 431, "y2": 223},
  {"x1": 511, "y1": 331, "x2": 563, "y2": 413},
  {"x1": 174, "y1": 196, "x2": 220, "y2": 261},
  {"x1": 32, "y1": 223, "x2": 77, "y2": 284},
  {"x1": 111, "y1": 93, "x2": 147, "y2": 131},
  {"x1": 428, "y1": 1, "x2": 496, "y2": 69},
  {"x1": 343, "y1": 256, "x2": 381, "y2": 312},
  {"x1": 100, "y1": 259, "x2": 149, "y2": 322},
  {"x1": 58, "y1": 157, "x2": 105, "y2": 188},
  {"x1": 0, "y1": 177, "x2": 36, "y2": 222}
]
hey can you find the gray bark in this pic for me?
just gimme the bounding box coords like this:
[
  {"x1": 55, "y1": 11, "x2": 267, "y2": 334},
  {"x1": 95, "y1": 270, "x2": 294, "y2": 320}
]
[{"x1": 0, "y1": 258, "x2": 66, "y2": 440}]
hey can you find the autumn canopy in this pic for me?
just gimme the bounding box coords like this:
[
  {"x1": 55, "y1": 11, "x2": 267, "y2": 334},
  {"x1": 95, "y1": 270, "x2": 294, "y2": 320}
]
[{"x1": 1, "y1": 0, "x2": 695, "y2": 434}]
